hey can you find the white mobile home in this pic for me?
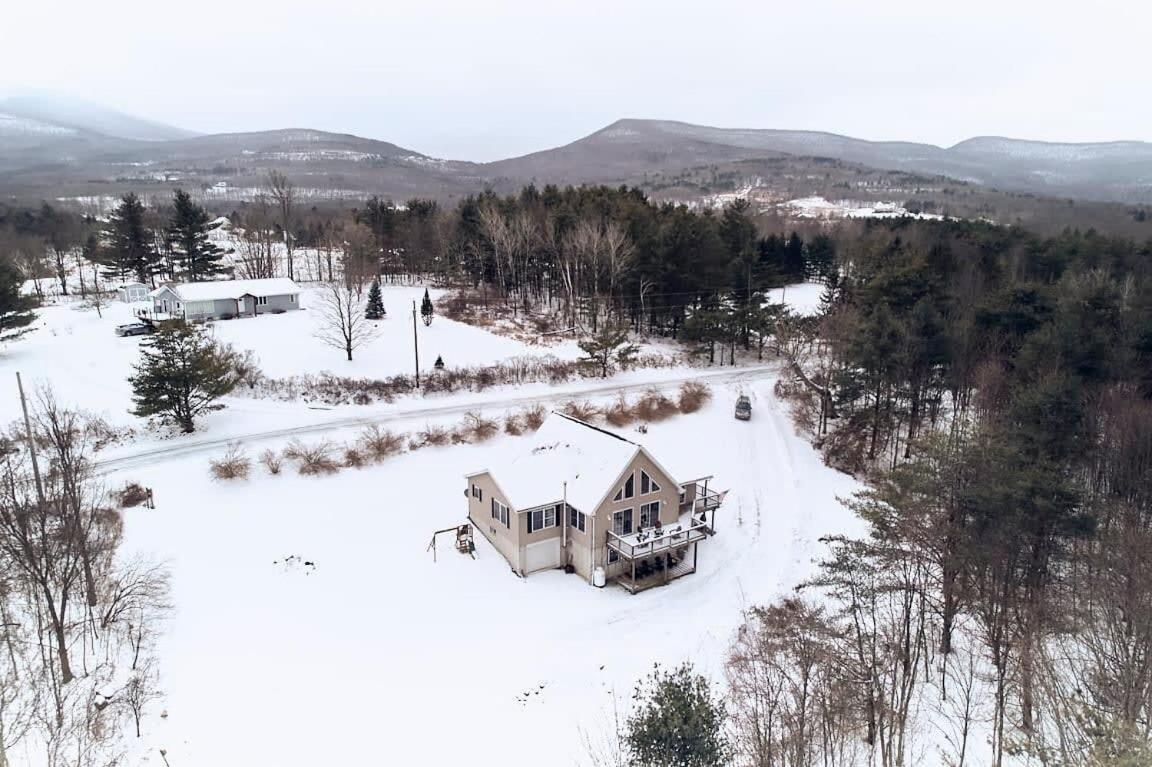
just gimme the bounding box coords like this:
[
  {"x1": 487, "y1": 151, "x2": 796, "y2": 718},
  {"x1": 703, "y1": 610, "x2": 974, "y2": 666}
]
[{"x1": 150, "y1": 278, "x2": 301, "y2": 320}]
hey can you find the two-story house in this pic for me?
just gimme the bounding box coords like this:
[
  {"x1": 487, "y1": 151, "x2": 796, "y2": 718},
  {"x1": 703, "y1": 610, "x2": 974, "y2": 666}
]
[{"x1": 464, "y1": 412, "x2": 725, "y2": 593}]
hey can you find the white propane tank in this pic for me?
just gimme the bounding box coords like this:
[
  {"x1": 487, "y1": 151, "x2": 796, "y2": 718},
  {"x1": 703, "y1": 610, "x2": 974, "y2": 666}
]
[{"x1": 593, "y1": 567, "x2": 606, "y2": 588}]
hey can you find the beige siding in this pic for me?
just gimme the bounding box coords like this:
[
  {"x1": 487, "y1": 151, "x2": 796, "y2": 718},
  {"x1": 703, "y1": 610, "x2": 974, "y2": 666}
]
[
  {"x1": 466, "y1": 472, "x2": 519, "y2": 572},
  {"x1": 582, "y1": 450, "x2": 681, "y2": 582}
]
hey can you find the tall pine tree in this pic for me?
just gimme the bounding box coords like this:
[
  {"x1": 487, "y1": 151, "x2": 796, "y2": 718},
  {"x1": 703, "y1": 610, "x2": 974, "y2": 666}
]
[
  {"x1": 102, "y1": 193, "x2": 160, "y2": 285},
  {"x1": 420, "y1": 287, "x2": 434, "y2": 326},
  {"x1": 167, "y1": 189, "x2": 227, "y2": 282},
  {"x1": 129, "y1": 321, "x2": 239, "y2": 433},
  {"x1": 365, "y1": 279, "x2": 386, "y2": 319},
  {"x1": 0, "y1": 257, "x2": 37, "y2": 344}
]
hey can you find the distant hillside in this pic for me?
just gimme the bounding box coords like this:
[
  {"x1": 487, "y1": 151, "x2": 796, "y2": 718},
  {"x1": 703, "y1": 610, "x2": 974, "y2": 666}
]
[
  {"x1": 0, "y1": 94, "x2": 196, "y2": 142},
  {"x1": 483, "y1": 119, "x2": 1152, "y2": 203}
]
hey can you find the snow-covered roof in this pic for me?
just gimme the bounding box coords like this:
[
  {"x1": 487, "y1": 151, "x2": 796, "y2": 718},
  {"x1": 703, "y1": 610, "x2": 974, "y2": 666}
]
[
  {"x1": 150, "y1": 278, "x2": 301, "y2": 302},
  {"x1": 471, "y1": 413, "x2": 676, "y2": 513}
]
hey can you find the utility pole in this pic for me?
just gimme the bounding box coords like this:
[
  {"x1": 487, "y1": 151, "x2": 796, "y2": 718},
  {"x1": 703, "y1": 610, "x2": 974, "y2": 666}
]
[
  {"x1": 16, "y1": 372, "x2": 45, "y2": 506},
  {"x1": 412, "y1": 300, "x2": 420, "y2": 388}
]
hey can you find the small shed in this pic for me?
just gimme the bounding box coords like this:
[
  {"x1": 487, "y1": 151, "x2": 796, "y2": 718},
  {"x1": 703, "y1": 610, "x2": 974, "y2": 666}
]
[{"x1": 116, "y1": 283, "x2": 150, "y2": 303}]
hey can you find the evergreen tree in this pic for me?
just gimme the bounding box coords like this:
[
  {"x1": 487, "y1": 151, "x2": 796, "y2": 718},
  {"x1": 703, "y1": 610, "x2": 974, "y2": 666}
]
[
  {"x1": 365, "y1": 279, "x2": 386, "y2": 319},
  {"x1": 129, "y1": 321, "x2": 239, "y2": 433},
  {"x1": 102, "y1": 193, "x2": 160, "y2": 284},
  {"x1": 420, "y1": 287, "x2": 434, "y2": 326},
  {"x1": 167, "y1": 189, "x2": 226, "y2": 281},
  {"x1": 624, "y1": 663, "x2": 728, "y2": 767},
  {"x1": 0, "y1": 258, "x2": 37, "y2": 343},
  {"x1": 578, "y1": 325, "x2": 638, "y2": 378}
]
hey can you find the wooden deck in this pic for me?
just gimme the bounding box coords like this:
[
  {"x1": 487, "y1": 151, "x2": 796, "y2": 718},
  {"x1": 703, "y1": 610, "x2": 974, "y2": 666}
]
[{"x1": 612, "y1": 550, "x2": 697, "y2": 594}]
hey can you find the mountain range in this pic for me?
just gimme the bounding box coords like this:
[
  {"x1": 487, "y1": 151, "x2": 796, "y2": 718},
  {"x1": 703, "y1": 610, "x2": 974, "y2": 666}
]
[{"x1": 2, "y1": 95, "x2": 1151, "y2": 206}]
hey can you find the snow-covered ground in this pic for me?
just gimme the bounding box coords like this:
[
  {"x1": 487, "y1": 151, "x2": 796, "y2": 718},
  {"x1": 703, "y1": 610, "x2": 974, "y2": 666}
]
[
  {"x1": 0, "y1": 284, "x2": 582, "y2": 431},
  {"x1": 111, "y1": 378, "x2": 861, "y2": 767},
  {"x1": 767, "y1": 282, "x2": 826, "y2": 316},
  {"x1": 782, "y1": 195, "x2": 945, "y2": 221}
]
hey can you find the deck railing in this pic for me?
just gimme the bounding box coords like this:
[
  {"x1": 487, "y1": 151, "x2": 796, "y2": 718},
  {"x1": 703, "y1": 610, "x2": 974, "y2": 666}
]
[{"x1": 606, "y1": 520, "x2": 710, "y2": 560}]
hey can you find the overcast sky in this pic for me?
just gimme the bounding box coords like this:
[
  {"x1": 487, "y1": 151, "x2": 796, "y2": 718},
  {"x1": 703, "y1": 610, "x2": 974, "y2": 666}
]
[{"x1": 3, "y1": 0, "x2": 1149, "y2": 161}]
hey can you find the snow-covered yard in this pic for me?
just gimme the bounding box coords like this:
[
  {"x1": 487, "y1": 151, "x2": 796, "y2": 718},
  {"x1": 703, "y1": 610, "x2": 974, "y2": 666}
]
[
  {"x1": 110, "y1": 379, "x2": 861, "y2": 766},
  {"x1": 0, "y1": 284, "x2": 582, "y2": 430}
]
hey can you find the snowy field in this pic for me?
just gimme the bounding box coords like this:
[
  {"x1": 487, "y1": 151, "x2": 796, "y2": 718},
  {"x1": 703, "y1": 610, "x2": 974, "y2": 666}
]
[
  {"x1": 111, "y1": 378, "x2": 861, "y2": 766},
  {"x1": 0, "y1": 284, "x2": 582, "y2": 431}
]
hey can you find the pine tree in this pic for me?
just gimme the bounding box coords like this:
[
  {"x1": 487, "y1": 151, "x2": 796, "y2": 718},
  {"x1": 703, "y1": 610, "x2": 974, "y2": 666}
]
[
  {"x1": 365, "y1": 279, "x2": 386, "y2": 319},
  {"x1": 578, "y1": 325, "x2": 638, "y2": 378},
  {"x1": 624, "y1": 663, "x2": 728, "y2": 767},
  {"x1": 167, "y1": 189, "x2": 226, "y2": 281},
  {"x1": 129, "y1": 321, "x2": 239, "y2": 433},
  {"x1": 102, "y1": 193, "x2": 160, "y2": 284},
  {"x1": 420, "y1": 287, "x2": 434, "y2": 326},
  {"x1": 0, "y1": 258, "x2": 37, "y2": 344}
]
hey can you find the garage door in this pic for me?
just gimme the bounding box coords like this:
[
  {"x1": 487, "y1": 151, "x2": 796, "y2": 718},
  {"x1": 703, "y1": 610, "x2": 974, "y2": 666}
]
[{"x1": 523, "y1": 538, "x2": 561, "y2": 574}]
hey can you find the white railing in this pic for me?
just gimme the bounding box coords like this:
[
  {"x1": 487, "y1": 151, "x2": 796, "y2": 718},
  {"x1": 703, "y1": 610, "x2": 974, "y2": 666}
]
[{"x1": 606, "y1": 520, "x2": 710, "y2": 560}]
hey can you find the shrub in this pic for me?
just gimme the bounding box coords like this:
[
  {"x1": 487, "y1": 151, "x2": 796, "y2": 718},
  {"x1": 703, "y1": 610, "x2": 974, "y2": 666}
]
[
  {"x1": 117, "y1": 481, "x2": 151, "y2": 508},
  {"x1": 412, "y1": 424, "x2": 451, "y2": 449},
  {"x1": 259, "y1": 449, "x2": 283, "y2": 475},
  {"x1": 358, "y1": 425, "x2": 405, "y2": 461},
  {"x1": 284, "y1": 439, "x2": 340, "y2": 475},
  {"x1": 560, "y1": 399, "x2": 600, "y2": 422},
  {"x1": 635, "y1": 388, "x2": 678, "y2": 421},
  {"x1": 604, "y1": 393, "x2": 636, "y2": 427},
  {"x1": 463, "y1": 411, "x2": 499, "y2": 442},
  {"x1": 343, "y1": 446, "x2": 367, "y2": 468},
  {"x1": 504, "y1": 412, "x2": 524, "y2": 436},
  {"x1": 209, "y1": 443, "x2": 251, "y2": 480},
  {"x1": 521, "y1": 404, "x2": 546, "y2": 431},
  {"x1": 677, "y1": 381, "x2": 712, "y2": 414}
]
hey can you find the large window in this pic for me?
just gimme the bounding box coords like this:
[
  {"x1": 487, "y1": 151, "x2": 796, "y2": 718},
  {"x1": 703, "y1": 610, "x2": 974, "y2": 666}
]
[
  {"x1": 568, "y1": 507, "x2": 586, "y2": 532},
  {"x1": 613, "y1": 473, "x2": 635, "y2": 501},
  {"x1": 256, "y1": 296, "x2": 269, "y2": 306},
  {"x1": 640, "y1": 470, "x2": 661, "y2": 494},
  {"x1": 527, "y1": 504, "x2": 559, "y2": 534},
  {"x1": 490, "y1": 498, "x2": 509, "y2": 528},
  {"x1": 612, "y1": 508, "x2": 633, "y2": 536},
  {"x1": 640, "y1": 501, "x2": 661, "y2": 528}
]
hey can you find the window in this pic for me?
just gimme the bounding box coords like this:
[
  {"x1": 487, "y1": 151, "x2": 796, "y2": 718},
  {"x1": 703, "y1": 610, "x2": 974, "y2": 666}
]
[
  {"x1": 640, "y1": 501, "x2": 661, "y2": 528},
  {"x1": 568, "y1": 507, "x2": 586, "y2": 533},
  {"x1": 288, "y1": 294, "x2": 297, "y2": 303},
  {"x1": 612, "y1": 509, "x2": 633, "y2": 536},
  {"x1": 614, "y1": 473, "x2": 635, "y2": 502},
  {"x1": 527, "y1": 504, "x2": 560, "y2": 534},
  {"x1": 490, "y1": 498, "x2": 509, "y2": 528},
  {"x1": 256, "y1": 296, "x2": 268, "y2": 306},
  {"x1": 471, "y1": 484, "x2": 482, "y2": 501},
  {"x1": 640, "y1": 470, "x2": 661, "y2": 494}
]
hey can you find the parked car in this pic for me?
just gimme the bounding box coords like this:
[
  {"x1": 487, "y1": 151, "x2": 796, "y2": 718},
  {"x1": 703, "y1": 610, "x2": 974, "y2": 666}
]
[
  {"x1": 115, "y1": 322, "x2": 154, "y2": 337},
  {"x1": 734, "y1": 395, "x2": 752, "y2": 421}
]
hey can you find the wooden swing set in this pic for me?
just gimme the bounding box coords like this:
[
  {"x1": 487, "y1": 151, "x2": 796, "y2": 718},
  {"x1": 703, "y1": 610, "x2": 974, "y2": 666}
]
[{"x1": 427, "y1": 523, "x2": 476, "y2": 562}]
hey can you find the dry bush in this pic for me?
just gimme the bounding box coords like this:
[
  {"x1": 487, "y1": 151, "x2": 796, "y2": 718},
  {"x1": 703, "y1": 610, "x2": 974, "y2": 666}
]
[
  {"x1": 560, "y1": 399, "x2": 601, "y2": 422},
  {"x1": 413, "y1": 424, "x2": 451, "y2": 449},
  {"x1": 259, "y1": 449, "x2": 283, "y2": 475},
  {"x1": 117, "y1": 482, "x2": 151, "y2": 508},
  {"x1": 604, "y1": 394, "x2": 636, "y2": 427},
  {"x1": 521, "y1": 404, "x2": 547, "y2": 431},
  {"x1": 463, "y1": 411, "x2": 499, "y2": 442},
  {"x1": 358, "y1": 425, "x2": 406, "y2": 461},
  {"x1": 343, "y1": 446, "x2": 368, "y2": 468},
  {"x1": 209, "y1": 443, "x2": 251, "y2": 481},
  {"x1": 504, "y1": 412, "x2": 524, "y2": 435},
  {"x1": 285, "y1": 439, "x2": 341, "y2": 476},
  {"x1": 635, "y1": 388, "x2": 678, "y2": 422},
  {"x1": 677, "y1": 381, "x2": 713, "y2": 414}
]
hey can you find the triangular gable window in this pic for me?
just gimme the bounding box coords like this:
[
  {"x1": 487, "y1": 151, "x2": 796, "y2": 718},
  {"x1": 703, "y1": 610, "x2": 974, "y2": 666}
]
[
  {"x1": 613, "y1": 473, "x2": 634, "y2": 501},
  {"x1": 640, "y1": 470, "x2": 661, "y2": 494}
]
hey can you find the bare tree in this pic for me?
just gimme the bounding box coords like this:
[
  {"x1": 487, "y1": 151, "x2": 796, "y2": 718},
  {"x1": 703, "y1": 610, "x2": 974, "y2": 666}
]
[
  {"x1": 265, "y1": 171, "x2": 297, "y2": 280},
  {"x1": 314, "y1": 281, "x2": 380, "y2": 361}
]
